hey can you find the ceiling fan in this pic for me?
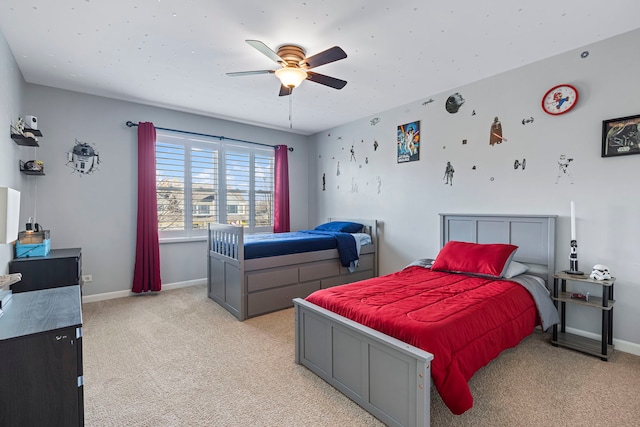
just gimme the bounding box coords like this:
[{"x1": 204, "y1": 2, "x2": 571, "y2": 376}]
[{"x1": 227, "y1": 40, "x2": 347, "y2": 96}]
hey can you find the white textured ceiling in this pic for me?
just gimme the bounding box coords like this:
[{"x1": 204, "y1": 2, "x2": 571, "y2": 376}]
[{"x1": 1, "y1": 1, "x2": 639, "y2": 135}]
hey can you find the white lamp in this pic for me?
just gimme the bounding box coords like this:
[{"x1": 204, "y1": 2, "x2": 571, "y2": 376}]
[
  {"x1": 565, "y1": 200, "x2": 583, "y2": 275},
  {"x1": 275, "y1": 67, "x2": 308, "y2": 88},
  {"x1": 0, "y1": 187, "x2": 20, "y2": 244}
]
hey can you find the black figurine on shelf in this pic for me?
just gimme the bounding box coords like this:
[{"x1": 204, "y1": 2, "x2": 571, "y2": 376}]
[{"x1": 565, "y1": 239, "x2": 584, "y2": 275}]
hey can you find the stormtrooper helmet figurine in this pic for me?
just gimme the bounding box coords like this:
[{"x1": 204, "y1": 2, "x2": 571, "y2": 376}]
[{"x1": 590, "y1": 264, "x2": 611, "y2": 281}]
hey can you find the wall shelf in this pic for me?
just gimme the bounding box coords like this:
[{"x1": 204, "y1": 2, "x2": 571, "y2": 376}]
[
  {"x1": 11, "y1": 128, "x2": 42, "y2": 146},
  {"x1": 20, "y1": 170, "x2": 45, "y2": 176},
  {"x1": 11, "y1": 133, "x2": 39, "y2": 146},
  {"x1": 19, "y1": 160, "x2": 45, "y2": 176}
]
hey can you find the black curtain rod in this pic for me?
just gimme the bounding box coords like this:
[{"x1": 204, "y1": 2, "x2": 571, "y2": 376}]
[{"x1": 125, "y1": 121, "x2": 293, "y2": 151}]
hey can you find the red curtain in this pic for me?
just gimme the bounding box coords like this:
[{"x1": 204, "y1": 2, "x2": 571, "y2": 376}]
[
  {"x1": 132, "y1": 122, "x2": 162, "y2": 293},
  {"x1": 274, "y1": 145, "x2": 290, "y2": 233}
]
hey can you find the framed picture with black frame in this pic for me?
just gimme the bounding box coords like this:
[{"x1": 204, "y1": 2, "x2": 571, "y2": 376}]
[{"x1": 602, "y1": 114, "x2": 640, "y2": 158}]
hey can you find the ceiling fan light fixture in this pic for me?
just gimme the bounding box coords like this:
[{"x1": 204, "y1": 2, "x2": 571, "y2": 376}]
[{"x1": 275, "y1": 67, "x2": 308, "y2": 88}]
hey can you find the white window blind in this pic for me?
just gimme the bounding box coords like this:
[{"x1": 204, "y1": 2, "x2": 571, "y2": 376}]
[
  {"x1": 156, "y1": 140, "x2": 185, "y2": 232},
  {"x1": 254, "y1": 153, "x2": 275, "y2": 228},
  {"x1": 155, "y1": 132, "x2": 274, "y2": 239},
  {"x1": 191, "y1": 145, "x2": 218, "y2": 230}
]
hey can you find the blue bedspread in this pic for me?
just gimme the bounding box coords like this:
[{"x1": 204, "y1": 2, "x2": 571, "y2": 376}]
[
  {"x1": 299, "y1": 230, "x2": 358, "y2": 267},
  {"x1": 244, "y1": 230, "x2": 358, "y2": 267}
]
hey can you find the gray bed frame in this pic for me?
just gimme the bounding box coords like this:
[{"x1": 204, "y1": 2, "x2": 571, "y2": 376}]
[
  {"x1": 294, "y1": 214, "x2": 556, "y2": 427},
  {"x1": 207, "y1": 218, "x2": 378, "y2": 321}
]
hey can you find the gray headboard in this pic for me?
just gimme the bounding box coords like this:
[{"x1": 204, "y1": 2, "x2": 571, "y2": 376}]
[{"x1": 439, "y1": 214, "x2": 557, "y2": 286}]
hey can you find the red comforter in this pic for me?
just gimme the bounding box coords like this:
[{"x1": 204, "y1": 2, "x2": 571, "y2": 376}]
[{"x1": 305, "y1": 266, "x2": 540, "y2": 415}]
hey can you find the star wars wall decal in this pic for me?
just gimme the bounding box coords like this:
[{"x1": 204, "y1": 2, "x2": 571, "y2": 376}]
[
  {"x1": 370, "y1": 117, "x2": 380, "y2": 126},
  {"x1": 555, "y1": 154, "x2": 574, "y2": 184},
  {"x1": 514, "y1": 159, "x2": 526, "y2": 170},
  {"x1": 422, "y1": 98, "x2": 434, "y2": 106},
  {"x1": 397, "y1": 121, "x2": 420, "y2": 163},
  {"x1": 443, "y1": 162, "x2": 455, "y2": 185},
  {"x1": 445, "y1": 93, "x2": 465, "y2": 113},
  {"x1": 522, "y1": 117, "x2": 534, "y2": 125},
  {"x1": 317, "y1": 127, "x2": 386, "y2": 197},
  {"x1": 351, "y1": 178, "x2": 359, "y2": 193},
  {"x1": 67, "y1": 139, "x2": 100, "y2": 175},
  {"x1": 489, "y1": 117, "x2": 507, "y2": 145}
]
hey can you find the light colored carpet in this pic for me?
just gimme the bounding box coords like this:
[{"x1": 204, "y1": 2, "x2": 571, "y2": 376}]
[{"x1": 82, "y1": 284, "x2": 640, "y2": 426}]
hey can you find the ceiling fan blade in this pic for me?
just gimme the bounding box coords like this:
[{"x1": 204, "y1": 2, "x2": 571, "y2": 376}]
[
  {"x1": 306, "y1": 71, "x2": 347, "y2": 90},
  {"x1": 245, "y1": 40, "x2": 285, "y2": 65},
  {"x1": 226, "y1": 70, "x2": 275, "y2": 77},
  {"x1": 279, "y1": 85, "x2": 292, "y2": 97},
  {"x1": 303, "y1": 46, "x2": 347, "y2": 69}
]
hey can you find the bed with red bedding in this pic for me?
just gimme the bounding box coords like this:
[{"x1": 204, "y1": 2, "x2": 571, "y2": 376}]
[
  {"x1": 294, "y1": 214, "x2": 558, "y2": 427},
  {"x1": 306, "y1": 266, "x2": 556, "y2": 415}
]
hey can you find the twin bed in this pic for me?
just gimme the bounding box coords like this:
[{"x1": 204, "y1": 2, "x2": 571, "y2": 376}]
[
  {"x1": 293, "y1": 213, "x2": 558, "y2": 427},
  {"x1": 207, "y1": 218, "x2": 378, "y2": 321}
]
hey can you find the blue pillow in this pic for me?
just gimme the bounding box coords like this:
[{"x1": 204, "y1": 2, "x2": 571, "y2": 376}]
[{"x1": 315, "y1": 221, "x2": 363, "y2": 233}]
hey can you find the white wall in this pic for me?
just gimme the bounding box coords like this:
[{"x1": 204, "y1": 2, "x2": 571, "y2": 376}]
[
  {"x1": 308, "y1": 29, "x2": 640, "y2": 346},
  {"x1": 20, "y1": 85, "x2": 309, "y2": 296},
  {"x1": 0, "y1": 29, "x2": 25, "y2": 274}
]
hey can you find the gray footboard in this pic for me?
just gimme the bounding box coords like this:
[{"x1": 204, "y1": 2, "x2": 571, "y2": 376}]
[{"x1": 294, "y1": 298, "x2": 433, "y2": 427}]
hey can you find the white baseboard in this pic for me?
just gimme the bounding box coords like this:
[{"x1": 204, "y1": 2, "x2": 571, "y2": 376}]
[
  {"x1": 81, "y1": 278, "x2": 206, "y2": 304},
  {"x1": 565, "y1": 326, "x2": 640, "y2": 357}
]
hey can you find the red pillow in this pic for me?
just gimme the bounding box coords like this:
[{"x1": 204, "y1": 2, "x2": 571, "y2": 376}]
[{"x1": 431, "y1": 241, "x2": 518, "y2": 278}]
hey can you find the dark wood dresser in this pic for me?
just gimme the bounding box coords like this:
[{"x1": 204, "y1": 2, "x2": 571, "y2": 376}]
[
  {"x1": 0, "y1": 285, "x2": 84, "y2": 426},
  {"x1": 9, "y1": 247, "x2": 82, "y2": 293}
]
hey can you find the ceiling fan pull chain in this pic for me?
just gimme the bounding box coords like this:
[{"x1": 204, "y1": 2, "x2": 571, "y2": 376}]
[{"x1": 289, "y1": 89, "x2": 293, "y2": 128}]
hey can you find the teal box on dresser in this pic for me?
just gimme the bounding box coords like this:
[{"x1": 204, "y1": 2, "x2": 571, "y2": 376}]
[
  {"x1": 15, "y1": 230, "x2": 51, "y2": 258},
  {"x1": 15, "y1": 238, "x2": 51, "y2": 258}
]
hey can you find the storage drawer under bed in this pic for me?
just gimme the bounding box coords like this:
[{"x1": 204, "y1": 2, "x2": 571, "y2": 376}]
[
  {"x1": 244, "y1": 250, "x2": 376, "y2": 318},
  {"x1": 246, "y1": 259, "x2": 345, "y2": 293},
  {"x1": 248, "y1": 281, "x2": 320, "y2": 317}
]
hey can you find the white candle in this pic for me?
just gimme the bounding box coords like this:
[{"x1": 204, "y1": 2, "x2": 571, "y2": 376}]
[{"x1": 570, "y1": 201, "x2": 576, "y2": 241}]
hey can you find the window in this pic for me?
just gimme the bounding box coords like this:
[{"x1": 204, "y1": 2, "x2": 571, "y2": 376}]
[{"x1": 155, "y1": 132, "x2": 274, "y2": 239}]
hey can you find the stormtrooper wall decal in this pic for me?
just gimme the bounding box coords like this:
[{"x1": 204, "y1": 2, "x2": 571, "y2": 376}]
[
  {"x1": 443, "y1": 161, "x2": 455, "y2": 185},
  {"x1": 555, "y1": 154, "x2": 574, "y2": 184}
]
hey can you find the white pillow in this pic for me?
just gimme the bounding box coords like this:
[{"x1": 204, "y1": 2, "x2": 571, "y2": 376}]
[
  {"x1": 352, "y1": 232, "x2": 372, "y2": 245},
  {"x1": 502, "y1": 261, "x2": 529, "y2": 278}
]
